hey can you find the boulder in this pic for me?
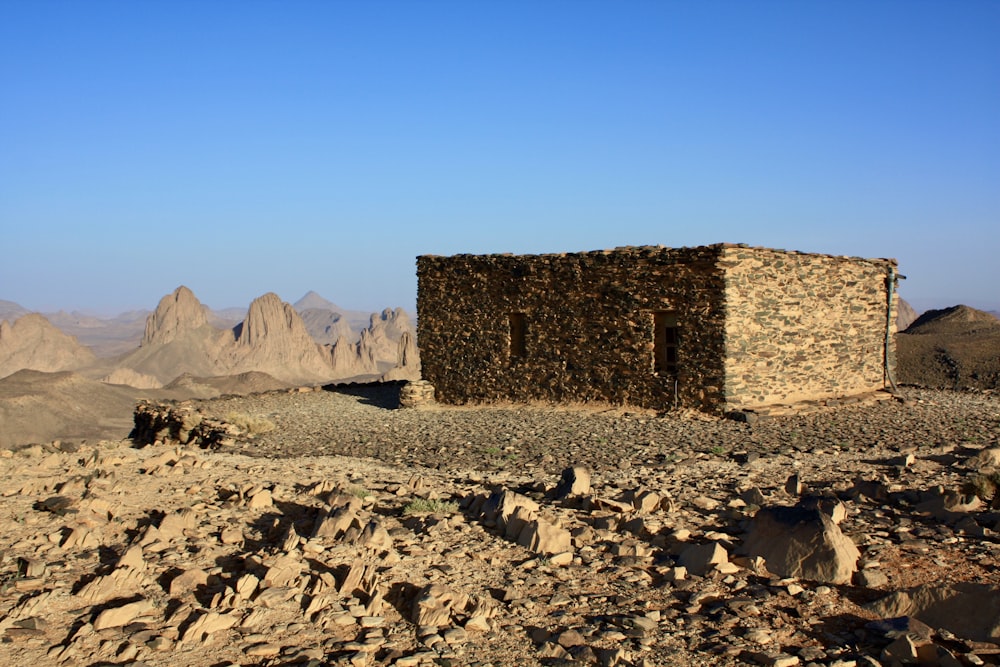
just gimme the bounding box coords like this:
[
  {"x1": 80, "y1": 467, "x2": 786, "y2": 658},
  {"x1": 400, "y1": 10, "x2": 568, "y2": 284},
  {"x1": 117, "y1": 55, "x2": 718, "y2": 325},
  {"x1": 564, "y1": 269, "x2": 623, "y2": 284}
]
[
  {"x1": 740, "y1": 504, "x2": 860, "y2": 584},
  {"x1": 865, "y1": 583, "x2": 1000, "y2": 643},
  {"x1": 411, "y1": 583, "x2": 468, "y2": 627},
  {"x1": 92, "y1": 599, "x2": 154, "y2": 631},
  {"x1": 554, "y1": 466, "x2": 591, "y2": 498},
  {"x1": 678, "y1": 541, "x2": 729, "y2": 576},
  {"x1": 517, "y1": 517, "x2": 572, "y2": 556}
]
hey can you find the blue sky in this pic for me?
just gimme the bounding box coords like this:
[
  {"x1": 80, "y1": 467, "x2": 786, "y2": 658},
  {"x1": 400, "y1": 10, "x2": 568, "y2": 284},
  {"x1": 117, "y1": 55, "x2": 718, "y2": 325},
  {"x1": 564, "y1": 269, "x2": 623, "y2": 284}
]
[{"x1": 2, "y1": 1, "x2": 998, "y2": 315}]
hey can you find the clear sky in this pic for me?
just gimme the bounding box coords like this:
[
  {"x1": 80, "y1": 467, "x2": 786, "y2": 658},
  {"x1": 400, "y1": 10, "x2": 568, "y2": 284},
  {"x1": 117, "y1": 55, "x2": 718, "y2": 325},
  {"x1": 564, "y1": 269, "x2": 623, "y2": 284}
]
[{"x1": 2, "y1": 1, "x2": 998, "y2": 316}]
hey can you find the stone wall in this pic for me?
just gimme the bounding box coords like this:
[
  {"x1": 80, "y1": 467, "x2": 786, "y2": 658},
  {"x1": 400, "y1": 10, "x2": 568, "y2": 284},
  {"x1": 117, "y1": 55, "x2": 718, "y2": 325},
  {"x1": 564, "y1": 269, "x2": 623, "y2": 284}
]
[
  {"x1": 417, "y1": 246, "x2": 729, "y2": 412},
  {"x1": 721, "y1": 246, "x2": 896, "y2": 409}
]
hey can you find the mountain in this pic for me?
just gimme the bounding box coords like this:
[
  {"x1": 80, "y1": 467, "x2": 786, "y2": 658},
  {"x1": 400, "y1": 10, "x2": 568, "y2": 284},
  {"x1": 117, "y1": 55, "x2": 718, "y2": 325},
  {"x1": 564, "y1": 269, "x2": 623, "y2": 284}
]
[
  {"x1": 298, "y1": 308, "x2": 357, "y2": 345},
  {"x1": 896, "y1": 298, "x2": 919, "y2": 332},
  {"x1": 118, "y1": 287, "x2": 237, "y2": 382},
  {"x1": 293, "y1": 291, "x2": 372, "y2": 332},
  {"x1": 142, "y1": 286, "x2": 210, "y2": 345},
  {"x1": 896, "y1": 305, "x2": 1000, "y2": 389},
  {"x1": 293, "y1": 290, "x2": 341, "y2": 312},
  {"x1": 1, "y1": 286, "x2": 418, "y2": 389},
  {"x1": 0, "y1": 299, "x2": 31, "y2": 322},
  {"x1": 363, "y1": 308, "x2": 417, "y2": 366},
  {"x1": 117, "y1": 287, "x2": 403, "y2": 385},
  {"x1": 0, "y1": 287, "x2": 419, "y2": 449},
  {"x1": 380, "y1": 330, "x2": 421, "y2": 381},
  {"x1": 207, "y1": 307, "x2": 245, "y2": 330},
  {"x1": 292, "y1": 292, "x2": 420, "y2": 373},
  {"x1": 329, "y1": 335, "x2": 380, "y2": 378},
  {"x1": 903, "y1": 304, "x2": 1000, "y2": 336},
  {"x1": 0, "y1": 313, "x2": 96, "y2": 379},
  {"x1": 228, "y1": 293, "x2": 335, "y2": 381}
]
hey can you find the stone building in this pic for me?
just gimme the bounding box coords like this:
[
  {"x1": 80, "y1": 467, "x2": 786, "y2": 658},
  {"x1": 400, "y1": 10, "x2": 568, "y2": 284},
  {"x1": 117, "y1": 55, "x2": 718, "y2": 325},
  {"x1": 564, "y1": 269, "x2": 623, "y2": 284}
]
[{"x1": 416, "y1": 244, "x2": 899, "y2": 414}]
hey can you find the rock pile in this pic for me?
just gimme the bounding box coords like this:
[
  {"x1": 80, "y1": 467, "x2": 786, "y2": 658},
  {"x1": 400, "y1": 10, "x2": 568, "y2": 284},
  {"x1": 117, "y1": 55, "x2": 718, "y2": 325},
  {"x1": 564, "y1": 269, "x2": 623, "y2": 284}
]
[{"x1": 398, "y1": 380, "x2": 436, "y2": 408}]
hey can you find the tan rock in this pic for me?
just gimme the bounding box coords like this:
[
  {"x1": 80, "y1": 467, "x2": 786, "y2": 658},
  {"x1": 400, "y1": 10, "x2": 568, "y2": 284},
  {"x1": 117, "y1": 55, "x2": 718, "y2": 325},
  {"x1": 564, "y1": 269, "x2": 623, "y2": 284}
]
[
  {"x1": 247, "y1": 488, "x2": 273, "y2": 509},
  {"x1": 116, "y1": 544, "x2": 145, "y2": 570},
  {"x1": 741, "y1": 504, "x2": 859, "y2": 585},
  {"x1": 92, "y1": 599, "x2": 154, "y2": 631},
  {"x1": 180, "y1": 610, "x2": 241, "y2": 642},
  {"x1": 678, "y1": 541, "x2": 729, "y2": 576},
  {"x1": 517, "y1": 517, "x2": 572, "y2": 556},
  {"x1": 158, "y1": 508, "x2": 197, "y2": 539},
  {"x1": 235, "y1": 573, "x2": 259, "y2": 600},
  {"x1": 554, "y1": 466, "x2": 591, "y2": 498},
  {"x1": 411, "y1": 583, "x2": 468, "y2": 627},
  {"x1": 865, "y1": 583, "x2": 1000, "y2": 643},
  {"x1": 632, "y1": 489, "x2": 661, "y2": 513},
  {"x1": 169, "y1": 568, "x2": 209, "y2": 596},
  {"x1": 220, "y1": 526, "x2": 243, "y2": 545}
]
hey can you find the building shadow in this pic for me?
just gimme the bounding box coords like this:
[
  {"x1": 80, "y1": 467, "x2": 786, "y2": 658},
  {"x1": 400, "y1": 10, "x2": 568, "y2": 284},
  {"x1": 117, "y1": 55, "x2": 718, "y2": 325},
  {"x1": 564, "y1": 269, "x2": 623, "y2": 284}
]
[{"x1": 322, "y1": 381, "x2": 404, "y2": 410}]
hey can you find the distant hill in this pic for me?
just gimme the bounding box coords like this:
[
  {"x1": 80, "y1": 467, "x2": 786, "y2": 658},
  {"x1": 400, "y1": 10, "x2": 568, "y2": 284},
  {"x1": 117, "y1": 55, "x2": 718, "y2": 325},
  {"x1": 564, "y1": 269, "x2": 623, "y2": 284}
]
[
  {"x1": 904, "y1": 304, "x2": 1000, "y2": 336},
  {"x1": 0, "y1": 368, "x2": 297, "y2": 448},
  {"x1": 0, "y1": 370, "x2": 143, "y2": 447},
  {"x1": 206, "y1": 306, "x2": 245, "y2": 330},
  {"x1": 0, "y1": 313, "x2": 96, "y2": 379},
  {"x1": 0, "y1": 299, "x2": 30, "y2": 322},
  {"x1": 45, "y1": 309, "x2": 150, "y2": 357},
  {"x1": 293, "y1": 291, "x2": 372, "y2": 335},
  {"x1": 896, "y1": 305, "x2": 1000, "y2": 389}
]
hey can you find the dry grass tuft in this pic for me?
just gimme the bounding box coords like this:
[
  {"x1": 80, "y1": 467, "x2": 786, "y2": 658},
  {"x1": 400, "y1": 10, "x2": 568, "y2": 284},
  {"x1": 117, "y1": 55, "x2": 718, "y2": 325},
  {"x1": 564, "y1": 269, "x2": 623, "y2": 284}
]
[{"x1": 224, "y1": 412, "x2": 276, "y2": 435}]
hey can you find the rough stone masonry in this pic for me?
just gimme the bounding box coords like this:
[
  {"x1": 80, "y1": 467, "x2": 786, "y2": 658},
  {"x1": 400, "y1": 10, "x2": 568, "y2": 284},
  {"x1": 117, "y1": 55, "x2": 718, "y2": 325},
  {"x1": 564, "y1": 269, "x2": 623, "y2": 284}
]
[{"x1": 416, "y1": 243, "x2": 898, "y2": 414}]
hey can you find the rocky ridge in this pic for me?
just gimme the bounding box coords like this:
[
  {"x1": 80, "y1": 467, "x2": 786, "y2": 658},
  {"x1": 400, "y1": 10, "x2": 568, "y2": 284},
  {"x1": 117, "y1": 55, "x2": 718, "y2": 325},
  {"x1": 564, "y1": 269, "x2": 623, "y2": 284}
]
[
  {"x1": 1, "y1": 288, "x2": 418, "y2": 389},
  {"x1": 109, "y1": 287, "x2": 419, "y2": 387},
  {"x1": 897, "y1": 306, "x2": 1000, "y2": 390},
  {"x1": 2, "y1": 387, "x2": 998, "y2": 666}
]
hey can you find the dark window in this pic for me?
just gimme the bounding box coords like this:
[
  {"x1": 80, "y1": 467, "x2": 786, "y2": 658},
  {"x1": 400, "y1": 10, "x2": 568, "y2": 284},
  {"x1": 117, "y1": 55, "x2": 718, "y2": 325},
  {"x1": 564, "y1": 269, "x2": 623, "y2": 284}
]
[
  {"x1": 509, "y1": 313, "x2": 527, "y2": 359},
  {"x1": 653, "y1": 311, "x2": 678, "y2": 376}
]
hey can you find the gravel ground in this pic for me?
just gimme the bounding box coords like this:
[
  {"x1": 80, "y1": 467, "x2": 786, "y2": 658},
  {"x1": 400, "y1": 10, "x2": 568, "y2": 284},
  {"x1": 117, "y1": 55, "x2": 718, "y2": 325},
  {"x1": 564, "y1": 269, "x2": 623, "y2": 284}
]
[{"x1": 207, "y1": 386, "x2": 1000, "y2": 476}]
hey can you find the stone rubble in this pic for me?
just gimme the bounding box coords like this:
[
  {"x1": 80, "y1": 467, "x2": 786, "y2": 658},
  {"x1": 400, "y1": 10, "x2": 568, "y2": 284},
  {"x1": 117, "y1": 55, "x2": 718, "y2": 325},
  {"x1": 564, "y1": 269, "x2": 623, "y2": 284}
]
[{"x1": 0, "y1": 387, "x2": 998, "y2": 666}]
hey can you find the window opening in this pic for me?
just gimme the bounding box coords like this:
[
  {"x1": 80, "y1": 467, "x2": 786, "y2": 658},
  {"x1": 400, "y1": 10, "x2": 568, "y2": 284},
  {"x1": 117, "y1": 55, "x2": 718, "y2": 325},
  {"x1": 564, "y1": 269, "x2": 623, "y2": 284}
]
[
  {"x1": 509, "y1": 313, "x2": 527, "y2": 359},
  {"x1": 653, "y1": 311, "x2": 678, "y2": 376}
]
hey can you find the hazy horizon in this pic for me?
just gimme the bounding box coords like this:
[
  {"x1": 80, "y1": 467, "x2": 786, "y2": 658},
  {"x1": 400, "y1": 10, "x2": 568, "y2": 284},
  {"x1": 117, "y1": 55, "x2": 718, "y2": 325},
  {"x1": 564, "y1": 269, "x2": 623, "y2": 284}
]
[
  {"x1": 2, "y1": 2, "x2": 997, "y2": 316},
  {"x1": 2, "y1": 280, "x2": 997, "y2": 323}
]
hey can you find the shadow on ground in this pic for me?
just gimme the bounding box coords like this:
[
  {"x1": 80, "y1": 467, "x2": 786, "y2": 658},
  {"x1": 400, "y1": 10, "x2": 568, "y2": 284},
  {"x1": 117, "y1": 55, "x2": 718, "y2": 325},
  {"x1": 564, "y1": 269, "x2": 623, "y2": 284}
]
[{"x1": 323, "y1": 381, "x2": 403, "y2": 410}]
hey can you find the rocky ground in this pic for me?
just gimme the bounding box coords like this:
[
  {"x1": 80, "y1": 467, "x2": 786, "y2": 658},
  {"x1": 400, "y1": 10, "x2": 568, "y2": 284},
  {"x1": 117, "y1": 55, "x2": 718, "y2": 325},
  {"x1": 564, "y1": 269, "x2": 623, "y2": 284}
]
[{"x1": 2, "y1": 387, "x2": 1000, "y2": 667}]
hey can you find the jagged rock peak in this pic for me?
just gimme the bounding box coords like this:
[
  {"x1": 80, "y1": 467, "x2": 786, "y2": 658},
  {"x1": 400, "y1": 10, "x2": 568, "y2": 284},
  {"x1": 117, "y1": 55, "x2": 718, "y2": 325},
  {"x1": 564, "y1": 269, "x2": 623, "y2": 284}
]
[
  {"x1": 142, "y1": 286, "x2": 209, "y2": 346},
  {"x1": 237, "y1": 292, "x2": 313, "y2": 348},
  {"x1": 380, "y1": 330, "x2": 422, "y2": 382},
  {"x1": 370, "y1": 306, "x2": 412, "y2": 329}
]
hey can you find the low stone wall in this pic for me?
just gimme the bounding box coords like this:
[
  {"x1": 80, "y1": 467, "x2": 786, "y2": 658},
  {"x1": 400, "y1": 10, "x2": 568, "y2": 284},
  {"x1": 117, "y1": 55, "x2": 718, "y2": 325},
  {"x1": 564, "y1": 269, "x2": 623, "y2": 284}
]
[
  {"x1": 130, "y1": 401, "x2": 237, "y2": 448},
  {"x1": 399, "y1": 380, "x2": 436, "y2": 408}
]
